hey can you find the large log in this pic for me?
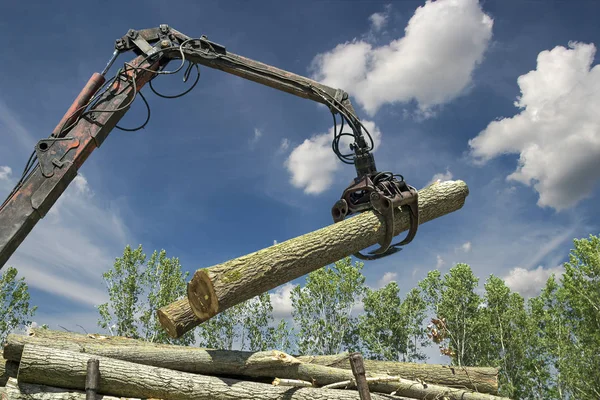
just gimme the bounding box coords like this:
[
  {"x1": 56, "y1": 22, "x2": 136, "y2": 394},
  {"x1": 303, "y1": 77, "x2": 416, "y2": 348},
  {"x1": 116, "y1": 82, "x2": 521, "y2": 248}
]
[
  {"x1": 0, "y1": 377, "x2": 143, "y2": 400},
  {"x1": 159, "y1": 180, "x2": 469, "y2": 337},
  {"x1": 4, "y1": 329, "x2": 499, "y2": 394},
  {"x1": 1, "y1": 358, "x2": 18, "y2": 386},
  {"x1": 297, "y1": 353, "x2": 499, "y2": 394},
  {"x1": 17, "y1": 345, "x2": 404, "y2": 400}
]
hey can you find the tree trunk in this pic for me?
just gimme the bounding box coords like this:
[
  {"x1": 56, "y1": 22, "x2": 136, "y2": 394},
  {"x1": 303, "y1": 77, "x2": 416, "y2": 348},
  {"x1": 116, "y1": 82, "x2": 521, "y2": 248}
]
[
  {"x1": 159, "y1": 180, "x2": 469, "y2": 338},
  {"x1": 5, "y1": 330, "x2": 499, "y2": 395},
  {"x1": 297, "y1": 353, "x2": 499, "y2": 394},
  {"x1": 5, "y1": 333, "x2": 302, "y2": 378},
  {"x1": 17, "y1": 344, "x2": 405, "y2": 400},
  {"x1": 0, "y1": 378, "x2": 143, "y2": 400},
  {"x1": 4, "y1": 333, "x2": 503, "y2": 398},
  {"x1": 1, "y1": 358, "x2": 18, "y2": 386}
]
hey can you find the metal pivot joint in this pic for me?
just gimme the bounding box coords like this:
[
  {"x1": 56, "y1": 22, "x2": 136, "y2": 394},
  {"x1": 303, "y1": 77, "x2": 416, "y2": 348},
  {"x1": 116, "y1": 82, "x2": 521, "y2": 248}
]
[{"x1": 332, "y1": 171, "x2": 419, "y2": 260}]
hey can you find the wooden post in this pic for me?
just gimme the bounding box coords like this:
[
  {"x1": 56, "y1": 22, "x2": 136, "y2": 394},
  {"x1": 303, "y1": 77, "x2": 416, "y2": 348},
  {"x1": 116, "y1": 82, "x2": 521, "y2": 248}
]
[
  {"x1": 349, "y1": 353, "x2": 371, "y2": 400},
  {"x1": 85, "y1": 358, "x2": 99, "y2": 400}
]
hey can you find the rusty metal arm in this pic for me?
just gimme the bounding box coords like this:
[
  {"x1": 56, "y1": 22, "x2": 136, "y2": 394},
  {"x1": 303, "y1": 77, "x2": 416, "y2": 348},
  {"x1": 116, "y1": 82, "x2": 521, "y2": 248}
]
[
  {"x1": 0, "y1": 25, "x2": 406, "y2": 270},
  {"x1": 0, "y1": 54, "x2": 164, "y2": 269}
]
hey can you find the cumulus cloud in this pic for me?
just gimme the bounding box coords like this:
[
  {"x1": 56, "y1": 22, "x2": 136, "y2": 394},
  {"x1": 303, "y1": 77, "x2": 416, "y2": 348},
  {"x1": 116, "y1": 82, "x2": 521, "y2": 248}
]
[
  {"x1": 270, "y1": 283, "x2": 296, "y2": 319},
  {"x1": 469, "y1": 42, "x2": 600, "y2": 211},
  {"x1": 461, "y1": 241, "x2": 472, "y2": 253},
  {"x1": 429, "y1": 169, "x2": 453, "y2": 185},
  {"x1": 285, "y1": 120, "x2": 381, "y2": 194},
  {"x1": 310, "y1": 0, "x2": 493, "y2": 116},
  {"x1": 503, "y1": 265, "x2": 564, "y2": 298},
  {"x1": 377, "y1": 272, "x2": 397, "y2": 288},
  {"x1": 0, "y1": 166, "x2": 11, "y2": 181}
]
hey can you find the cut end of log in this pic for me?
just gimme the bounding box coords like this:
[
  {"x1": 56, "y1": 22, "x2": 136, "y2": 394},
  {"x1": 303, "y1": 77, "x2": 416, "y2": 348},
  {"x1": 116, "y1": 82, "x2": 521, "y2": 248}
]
[
  {"x1": 187, "y1": 269, "x2": 219, "y2": 321},
  {"x1": 156, "y1": 308, "x2": 177, "y2": 338},
  {"x1": 156, "y1": 298, "x2": 199, "y2": 339}
]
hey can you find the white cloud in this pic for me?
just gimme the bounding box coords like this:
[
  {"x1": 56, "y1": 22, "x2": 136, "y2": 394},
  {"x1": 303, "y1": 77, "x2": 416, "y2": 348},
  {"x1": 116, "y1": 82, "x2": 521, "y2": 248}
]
[
  {"x1": 503, "y1": 265, "x2": 564, "y2": 298},
  {"x1": 310, "y1": 0, "x2": 493, "y2": 116},
  {"x1": 369, "y1": 8, "x2": 389, "y2": 32},
  {"x1": 279, "y1": 138, "x2": 290, "y2": 152},
  {"x1": 270, "y1": 283, "x2": 296, "y2": 319},
  {"x1": 429, "y1": 169, "x2": 453, "y2": 185},
  {"x1": 0, "y1": 166, "x2": 11, "y2": 180},
  {"x1": 249, "y1": 128, "x2": 263, "y2": 148},
  {"x1": 469, "y1": 41, "x2": 600, "y2": 211},
  {"x1": 2, "y1": 170, "x2": 132, "y2": 307},
  {"x1": 285, "y1": 120, "x2": 381, "y2": 194},
  {"x1": 273, "y1": 239, "x2": 278, "y2": 245},
  {"x1": 377, "y1": 271, "x2": 397, "y2": 287},
  {"x1": 461, "y1": 241, "x2": 472, "y2": 253},
  {"x1": 436, "y1": 254, "x2": 445, "y2": 269}
]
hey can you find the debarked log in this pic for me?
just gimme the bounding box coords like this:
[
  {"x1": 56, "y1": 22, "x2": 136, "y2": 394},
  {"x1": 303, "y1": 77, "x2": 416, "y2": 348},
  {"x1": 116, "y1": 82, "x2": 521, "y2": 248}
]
[
  {"x1": 297, "y1": 352, "x2": 498, "y2": 394},
  {"x1": 17, "y1": 345, "x2": 404, "y2": 400},
  {"x1": 4, "y1": 330, "x2": 498, "y2": 396},
  {"x1": 0, "y1": 377, "x2": 145, "y2": 400},
  {"x1": 159, "y1": 180, "x2": 470, "y2": 338}
]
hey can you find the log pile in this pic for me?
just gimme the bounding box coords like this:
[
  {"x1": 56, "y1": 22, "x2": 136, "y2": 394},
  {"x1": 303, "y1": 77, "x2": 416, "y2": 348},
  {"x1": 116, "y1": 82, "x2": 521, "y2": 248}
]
[
  {"x1": 0, "y1": 328, "x2": 511, "y2": 400},
  {"x1": 0, "y1": 181, "x2": 480, "y2": 398}
]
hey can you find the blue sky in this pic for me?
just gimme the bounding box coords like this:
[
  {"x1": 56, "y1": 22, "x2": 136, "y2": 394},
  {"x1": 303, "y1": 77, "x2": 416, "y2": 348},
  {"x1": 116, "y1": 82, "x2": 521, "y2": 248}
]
[{"x1": 1, "y1": 0, "x2": 599, "y2": 342}]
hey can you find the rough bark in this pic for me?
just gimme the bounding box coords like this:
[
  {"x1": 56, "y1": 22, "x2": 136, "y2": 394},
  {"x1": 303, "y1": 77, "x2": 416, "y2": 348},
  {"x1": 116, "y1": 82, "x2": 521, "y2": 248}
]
[
  {"x1": 297, "y1": 353, "x2": 499, "y2": 394},
  {"x1": 20, "y1": 328, "x2": 170, "y2": 347},
  {"x1": 5, "y1": 333, "x2": 302, "y2": 378},
  {"x1": 156, "y1": 298, "x2": 198, "y2": 339},
  {"x1": 0, "y1": 359, "x2": 18, "y2": 386},
  {"x1": 159, "y1": 180, "x2": 469, "y2": 337},
  {"x1": 5, "y1": 330, "x2": 499, "y2": 395},
  {"x1": 4, "y1": 330, "x2": 499, "y2": 395},
  {"x1": 17, "y1": 345, "x2": 403, "y2": 400},
  {"x1": 0, "y1": 377, "x2": 143, "y2": 400}
]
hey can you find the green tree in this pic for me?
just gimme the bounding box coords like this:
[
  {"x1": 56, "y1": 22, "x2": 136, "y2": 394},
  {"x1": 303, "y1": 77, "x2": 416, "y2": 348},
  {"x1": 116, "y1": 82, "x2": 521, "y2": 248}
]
[
  {"x1": 481, "y1": 275, "x2": 530, "y2": 398},
  {"x1": 358, "y1": 283, "x2": 427, "y2": 362},
  {"x1": 98, "y1": 245, "x2": 145, "y2": 339},
  {"x1": 139, "y1": 249, "x2": 193, "y2": 345},
  {"x1": 97, "y1": 245, "x2": 194, "y2": 345},
  {"x1": 290, "y1": 257, "x2": 366, "y2": 355},
  {"x1": 526, "y1": 276, "x2": 565, "y2": 400},
  {"x1": 556, "y1": 234, "x2": 600, "y2": 398},
  {"x1": 0, "y1": 267, "x2": 36, "y2": 343},
  {"x1": 197, "y1": 292, "x2": 288, "y2": 351},
  {"x1": 419, "y1": 263, "x2": 484, "y2": 367}
]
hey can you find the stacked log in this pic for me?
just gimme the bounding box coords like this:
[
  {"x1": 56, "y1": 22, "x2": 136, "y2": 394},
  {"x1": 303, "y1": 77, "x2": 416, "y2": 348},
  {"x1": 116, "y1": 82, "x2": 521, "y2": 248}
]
[{"x1": 0, "y1": 328, "x2": 511, "y2": 400}]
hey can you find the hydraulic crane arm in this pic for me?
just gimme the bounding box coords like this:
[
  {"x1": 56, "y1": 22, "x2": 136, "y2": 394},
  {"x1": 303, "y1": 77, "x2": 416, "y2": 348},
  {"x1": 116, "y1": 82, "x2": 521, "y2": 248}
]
[{"x1": 0, "y1": 25, "x2": 418, "y2": 270}]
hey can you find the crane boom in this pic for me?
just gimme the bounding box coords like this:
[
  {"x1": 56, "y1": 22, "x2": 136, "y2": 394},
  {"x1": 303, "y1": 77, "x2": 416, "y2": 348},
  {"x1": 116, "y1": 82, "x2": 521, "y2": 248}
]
[{"x1": 0, "y1": 25, "x2": 418, "y2": 270}]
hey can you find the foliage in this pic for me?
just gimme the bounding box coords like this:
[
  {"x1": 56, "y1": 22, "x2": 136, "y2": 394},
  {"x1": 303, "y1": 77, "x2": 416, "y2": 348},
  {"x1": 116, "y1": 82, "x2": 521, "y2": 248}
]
[
  {"x1": 290, "y1": 257, "x2": 365, "y2": 355},
  {"x1": 139, "y1": 249, "x2": 193, "y2": 345},
  {"x1": 419, "y1": 264, "x2": 484, "y2": 367},
  {"x1": 358, "y1": 282, "x2": 428, "y2": 362},
  {"x1": 97, "y1": 245, "x2": 194, "y2": 345},
  {"x1": 480, "y1": 275, "x2": 530, "y2": 398},
  {"x1": 197, "y1": 292, "x2": 291, "y2": 351},
  {"x1": 0, "y1": 266, "x2": 36, "y2": 344},
  {"x1": 98, "y1": 245, "x2": 145, "y2": 339}
]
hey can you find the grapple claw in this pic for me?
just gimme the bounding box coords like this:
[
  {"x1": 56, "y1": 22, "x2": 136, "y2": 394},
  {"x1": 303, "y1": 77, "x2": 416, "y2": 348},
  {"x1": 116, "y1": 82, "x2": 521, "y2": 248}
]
[{"x1": 331, "y1": 171, "x2": 419, "y2": 261}]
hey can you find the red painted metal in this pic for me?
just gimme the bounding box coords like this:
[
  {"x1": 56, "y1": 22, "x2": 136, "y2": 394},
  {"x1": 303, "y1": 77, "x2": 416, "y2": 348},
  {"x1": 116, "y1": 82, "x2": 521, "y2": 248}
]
[{"x1": 51, "y1": 73, "x2": 106, "y2": 137}]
